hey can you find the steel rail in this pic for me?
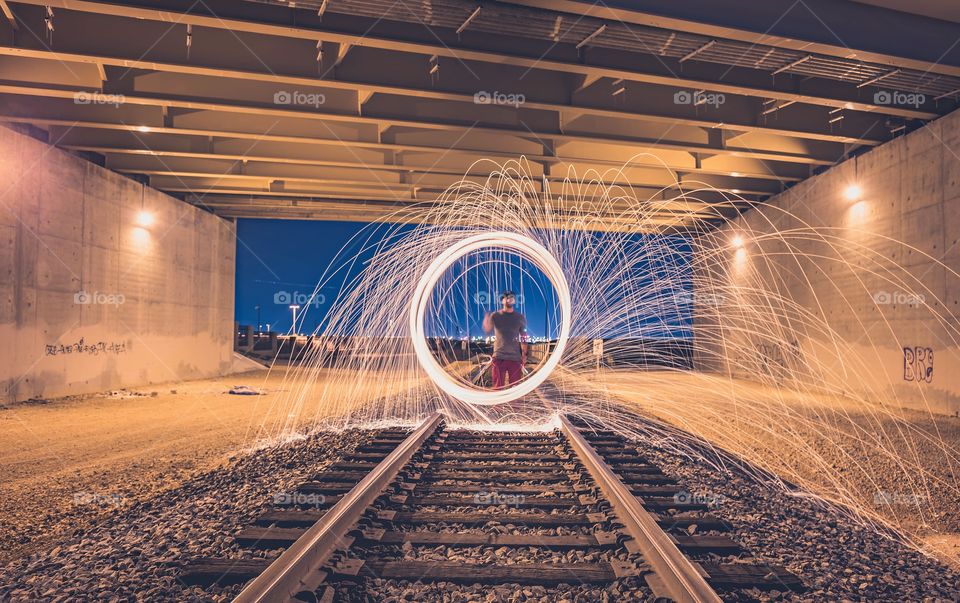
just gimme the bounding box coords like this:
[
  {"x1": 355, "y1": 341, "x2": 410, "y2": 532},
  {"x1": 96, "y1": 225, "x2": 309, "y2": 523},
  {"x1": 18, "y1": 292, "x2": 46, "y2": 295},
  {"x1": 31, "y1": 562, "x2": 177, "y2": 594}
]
[
  {"x1": 233, "y1": 412, "x2": 443, "y2": 603},
  {"x1": 560, "y1": 415, "x2": 722, "y2": 603}
]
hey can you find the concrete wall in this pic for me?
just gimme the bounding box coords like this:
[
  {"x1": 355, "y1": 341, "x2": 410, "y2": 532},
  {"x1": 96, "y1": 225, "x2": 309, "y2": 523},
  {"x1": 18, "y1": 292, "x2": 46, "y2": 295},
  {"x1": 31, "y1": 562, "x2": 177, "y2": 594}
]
[
  {"x1": 0, "y1": 125, "x2": 236, "y2": 404},
  {"x1": 694, "y1": 109, "x2": 960, "y2": 416}
]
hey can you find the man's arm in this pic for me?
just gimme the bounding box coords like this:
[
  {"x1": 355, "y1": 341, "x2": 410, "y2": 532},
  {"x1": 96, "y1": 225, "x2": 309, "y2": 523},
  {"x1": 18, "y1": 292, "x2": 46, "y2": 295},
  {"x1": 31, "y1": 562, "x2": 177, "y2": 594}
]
[
  {"x1": 520, "y1": 323, "x2": 529, "y2": 363},
  {"x1": 483, "y1": 311, "x2": 494, "y2": 334}
]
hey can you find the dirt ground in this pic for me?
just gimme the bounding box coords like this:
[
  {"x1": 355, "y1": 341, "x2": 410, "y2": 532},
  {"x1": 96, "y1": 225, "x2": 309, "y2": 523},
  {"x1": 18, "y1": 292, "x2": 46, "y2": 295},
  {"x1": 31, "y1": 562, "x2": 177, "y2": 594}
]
[
  {"x1": 3, "y1": 366, "x2": 959, "y2": 575},
  {"x1": 0, "y1": 367, "x2": 411, "y2": 565},
  {"x1": 560, "y1": 368, "x2": 960, "y2": 569}
]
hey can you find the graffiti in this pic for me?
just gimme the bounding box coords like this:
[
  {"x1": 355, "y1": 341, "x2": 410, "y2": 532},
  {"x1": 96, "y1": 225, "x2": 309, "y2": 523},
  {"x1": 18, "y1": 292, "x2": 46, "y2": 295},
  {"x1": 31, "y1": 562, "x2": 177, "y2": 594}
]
[
  {"x1": 755, "y1": 340, "x2": 802, "y2": 375},
  {"x1": 903, "y1": 346, "x2": 933, "y2": 383},
  {"x1": 45, "y1": 337, "x2": 129, "y2": 357}
]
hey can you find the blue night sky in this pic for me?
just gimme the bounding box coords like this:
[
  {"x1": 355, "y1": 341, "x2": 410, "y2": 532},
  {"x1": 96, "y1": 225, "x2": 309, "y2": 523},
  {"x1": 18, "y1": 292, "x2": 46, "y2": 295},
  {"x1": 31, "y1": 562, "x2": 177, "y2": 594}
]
[{"x1": 235, "y1": 219, "x2": 693, "y2": 339}]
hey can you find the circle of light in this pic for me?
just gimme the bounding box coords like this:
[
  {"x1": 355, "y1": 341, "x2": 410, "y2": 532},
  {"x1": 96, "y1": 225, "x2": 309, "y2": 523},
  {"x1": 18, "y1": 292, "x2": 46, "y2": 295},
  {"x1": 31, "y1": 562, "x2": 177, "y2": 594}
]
[{"x1": 409, "y1": 231, "x2": 572, "y2": 406}]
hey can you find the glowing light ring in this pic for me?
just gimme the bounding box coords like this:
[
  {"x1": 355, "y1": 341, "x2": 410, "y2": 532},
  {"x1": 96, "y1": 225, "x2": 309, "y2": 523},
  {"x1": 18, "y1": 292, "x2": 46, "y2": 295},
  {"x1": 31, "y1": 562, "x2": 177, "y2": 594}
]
[{"x1": 410, "y1": 232, "x2": 572, "y2": 405}]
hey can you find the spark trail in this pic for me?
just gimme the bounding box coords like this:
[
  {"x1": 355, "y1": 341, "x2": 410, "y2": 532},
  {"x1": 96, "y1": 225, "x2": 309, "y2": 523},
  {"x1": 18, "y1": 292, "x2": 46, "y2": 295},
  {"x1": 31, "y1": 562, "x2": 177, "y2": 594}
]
[{"x1": 247, "y1": 156, "x2": 960, "y2": 562}]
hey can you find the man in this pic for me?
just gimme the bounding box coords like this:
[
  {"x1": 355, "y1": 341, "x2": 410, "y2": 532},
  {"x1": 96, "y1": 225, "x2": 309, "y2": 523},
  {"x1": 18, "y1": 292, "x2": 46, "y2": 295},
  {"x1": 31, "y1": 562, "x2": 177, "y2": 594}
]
[{"x1": 482, "y1": 291, "x2": 528, "y2": 389}]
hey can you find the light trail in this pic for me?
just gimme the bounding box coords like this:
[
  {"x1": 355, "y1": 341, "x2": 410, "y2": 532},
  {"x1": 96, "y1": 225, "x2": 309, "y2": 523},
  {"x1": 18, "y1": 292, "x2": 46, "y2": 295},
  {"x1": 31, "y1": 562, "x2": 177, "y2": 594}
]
[
  {"x1": 243, "y1": 156, "x2": 960, "y2": 564},
  {"x1": 408, "y1": 231, "x2": 571, "y2": 405}
]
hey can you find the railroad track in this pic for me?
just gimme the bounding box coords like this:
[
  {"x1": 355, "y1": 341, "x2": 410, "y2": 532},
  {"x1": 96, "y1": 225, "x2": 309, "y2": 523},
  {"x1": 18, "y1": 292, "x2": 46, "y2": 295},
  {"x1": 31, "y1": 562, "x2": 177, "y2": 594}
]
[{"x1": 182, "y1": 415, "x2": 803, "y2": 602}]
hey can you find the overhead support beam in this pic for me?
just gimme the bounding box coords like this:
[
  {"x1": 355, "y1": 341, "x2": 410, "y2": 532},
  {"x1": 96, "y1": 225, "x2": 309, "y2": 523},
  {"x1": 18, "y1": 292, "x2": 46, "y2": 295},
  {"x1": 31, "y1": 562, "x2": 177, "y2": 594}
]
[
  {"x1": 333, "y1": 43, "x2": 351, "y2": 68},
  {"x1": 0, "y1": 44, "x2": 887, "y2": 145},
  {"x1": 761, "y1": 99, "x2": 797, "y2": 116},
  {"x1": 856, "y1": 69, "x2": 901, "y2": 89},
  {"x1": 573, "y1": 73, "x2": 603, "y2": 96},
  {"x1": 679, "y1": 40, "x2": 716, "y2": 63},
  {"x1": 357, "y1": 89, "x2": 375, "y2": 115},
  {"x1": 771, "y1": 55, "x2": 811, "y2": 76},
  {"x1": 496, "y1": 0, "x2": 960, "y2": 78},
  {"x1": 576, "y1": 24, "x2": 606, "y2": 49},
  {"x1": 0, "y1": 85, "x2": 838, "y2": 165},
  {"x1": 935, "y1": 89, "x2": 960, "y2": 101},
  {"x1": 456, "y1": 6, "x2": 481, "y2": 36},
  {"x1": 659, "y1": 32, "x2": 676, "y2": 56},
  {"x1": 14, "y1": 113, "x2": 809, "y2": 183},
  {"x1": 5, "y1": 0, "x2": 935, "y2": 120},
  {"x1": 0, "y1": 0, "x2": 17, "y2": 29}
]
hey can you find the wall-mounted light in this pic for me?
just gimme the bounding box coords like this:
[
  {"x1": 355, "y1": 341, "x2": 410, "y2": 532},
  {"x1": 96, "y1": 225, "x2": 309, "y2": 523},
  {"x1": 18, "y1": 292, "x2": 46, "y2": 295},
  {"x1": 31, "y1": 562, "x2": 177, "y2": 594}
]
[
  {"x1": 730, "y1": 234, "x2": 745, "y2": 249},
  {"x1": 136, "y1": 210, "x2": 154, "y2": 228},
  {"x1": 136, "y1": 125, "x2": 151, "y2": 133},
  {"x1": 843, "y1": 183, "x2": 862, "y2": 202}
]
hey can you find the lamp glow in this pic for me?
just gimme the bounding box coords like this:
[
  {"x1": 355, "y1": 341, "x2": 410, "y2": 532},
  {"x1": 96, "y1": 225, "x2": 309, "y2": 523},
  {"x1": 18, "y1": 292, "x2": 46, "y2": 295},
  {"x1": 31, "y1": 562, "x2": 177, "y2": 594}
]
[
  {"x1": 136, "y1": 210, "x2": 154, "y2": 227},
  {"x1": 844, "y1": 184, "x2": 863, "y2": 201}
]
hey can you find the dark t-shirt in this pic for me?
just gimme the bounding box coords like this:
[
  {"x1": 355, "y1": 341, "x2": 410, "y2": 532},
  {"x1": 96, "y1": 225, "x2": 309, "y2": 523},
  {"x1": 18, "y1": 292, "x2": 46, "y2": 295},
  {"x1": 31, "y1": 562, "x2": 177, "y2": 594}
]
[{"x1": 490, "y1": 310, "x2": 526, "y2": 361}]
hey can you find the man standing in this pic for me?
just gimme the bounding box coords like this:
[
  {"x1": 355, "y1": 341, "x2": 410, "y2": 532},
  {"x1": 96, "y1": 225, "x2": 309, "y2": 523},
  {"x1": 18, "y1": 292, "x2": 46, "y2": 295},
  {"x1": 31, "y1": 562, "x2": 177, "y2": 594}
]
[{"x1": 482, "y1": 291, "x2": 528, "y2": 389}]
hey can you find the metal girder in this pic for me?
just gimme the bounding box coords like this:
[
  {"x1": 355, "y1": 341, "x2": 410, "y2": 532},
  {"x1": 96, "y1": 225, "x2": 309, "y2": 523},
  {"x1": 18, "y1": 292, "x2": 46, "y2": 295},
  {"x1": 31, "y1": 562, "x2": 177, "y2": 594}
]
[
  {"x1": 100, "y1": 152, "x2": 781, "y2": 196},
  {"x1": 65, "y1": 144, "x2": 791, "y2": 199},
  {"x1": 0, "y1": 38, "x2": 888, "y2": 146},
  {"x1": 0, "y1": 72, "x2": 847, "y2": 168},
  {"x1": 183, "y1": 195, "x2": 724, "y2": 233},
  {"x1": 498, "y1": 0, "x2": 960, "y2": 78},
  {"x1": 0, "y1": 86, "x2": 838, "y2": 168},
  {"x1": 0, "y1": 112, "x2": 813, "y2": 187},
  {"x1": 149, "y1": 173, "x2": 755, "y2": 211},
  {"x1": 0, "y1": 1, "x2": 17, "y2": 29},
  {"x1": 4, "y1": 0, "x2": 940, "y2": 120}
]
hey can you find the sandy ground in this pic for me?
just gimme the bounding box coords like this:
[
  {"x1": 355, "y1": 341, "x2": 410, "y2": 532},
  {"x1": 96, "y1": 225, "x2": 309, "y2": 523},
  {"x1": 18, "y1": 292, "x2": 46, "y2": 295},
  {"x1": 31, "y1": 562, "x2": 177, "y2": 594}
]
[
  {"x1": 560, "y1": 368, "x2": 960, "y2": 569},
  {"x1": 4, "y1": 364, "x2": 959, "y2": 579},
  {"x1": 0, "y1": 367, "x2": 413, "y2": 565}
]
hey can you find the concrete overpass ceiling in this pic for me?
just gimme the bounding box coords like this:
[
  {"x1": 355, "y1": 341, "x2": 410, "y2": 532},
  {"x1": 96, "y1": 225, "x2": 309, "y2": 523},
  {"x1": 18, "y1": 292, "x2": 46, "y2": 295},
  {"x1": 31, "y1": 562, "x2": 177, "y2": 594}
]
[
  {"x1": 0, "y1": 0, "x2": 956, "y2": 230},
  {"x1": 851, "y1": 0, "x2": 960, "y2": 24}
]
